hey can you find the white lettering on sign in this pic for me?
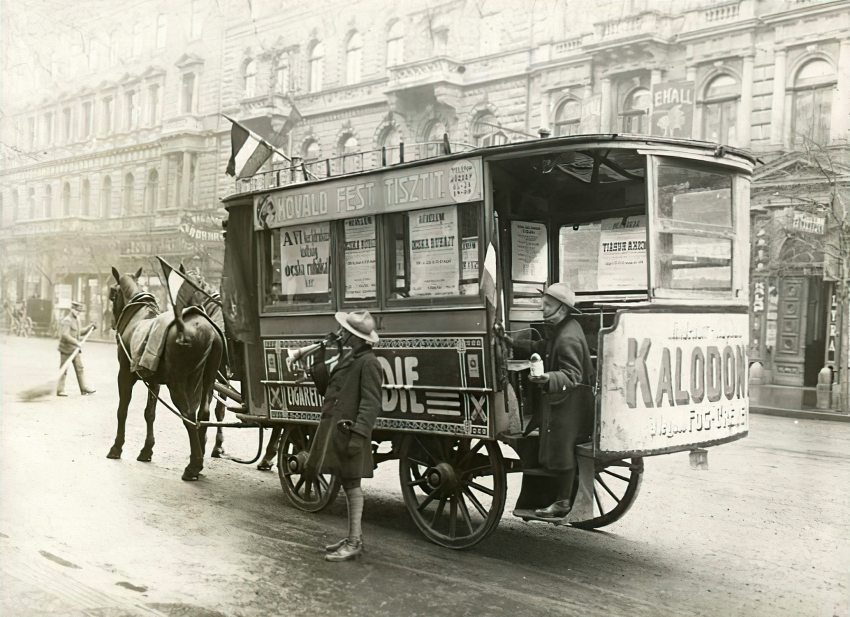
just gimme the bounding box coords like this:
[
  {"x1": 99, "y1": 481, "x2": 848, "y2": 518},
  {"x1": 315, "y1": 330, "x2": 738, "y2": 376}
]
[
  {"x1": 378, "y1": 356, "x2": 424, "y2": 413},
  {"x1": 791, "y1": 211, "x2": 825, "y2": 235},
  {"x1": 599, "y1": 312, "x2": 749, "y2": 454},
  {"x1": 383, "y1": 171, "x2": 445, "y2": 206}
]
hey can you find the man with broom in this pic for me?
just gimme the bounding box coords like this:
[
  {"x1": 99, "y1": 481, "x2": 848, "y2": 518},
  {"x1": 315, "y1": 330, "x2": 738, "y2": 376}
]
[{"x1": 56, "y1": 301, "x2": 96, "y2": 397}]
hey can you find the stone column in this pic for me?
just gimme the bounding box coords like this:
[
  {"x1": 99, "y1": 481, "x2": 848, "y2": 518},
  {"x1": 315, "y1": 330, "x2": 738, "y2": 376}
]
[
  {"x1": 769, "y1": 48, "x2": 787, "y2": 147},
  {"x1": 687, "y1": 66, "x2": 699, "y2": 139},
  {"x1": 830, "y1": 38, "x2": 850, "y2": 144},
  {"x1": 540, "y1": 90, "x2": 551, "y2": 133},
  {"x1": 739, "y1": 54, "x2": 754, "y2": 148},
  {"x1": 180, "y1": 151, "x2": 192, "y2": 208},
  {"x1": 600, "y1": 77, "x2": 612, "y2": 132},
  {"x1": 159, "y1": 154, "x2": 169, "y2": 209}
]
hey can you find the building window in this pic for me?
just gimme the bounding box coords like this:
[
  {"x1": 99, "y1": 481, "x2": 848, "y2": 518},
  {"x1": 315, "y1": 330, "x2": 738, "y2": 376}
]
[
  {"x1": 702, "y1": 74, "x2": 739, "y2": 146},
  {"x1": 791, "y1": 59, "x2": 835, "y2": 147},
  {"x1": 125, "y1": 90, "x2": 137, "y2": 130},
  {"x1": 11, "y1": 190, "x2": 18, "y2": 222},
  {"x1": 380, "y1": 125, "x2": 402, "y2": 164},
  {"x1": 431, "y1": 27, "x2": 448, "y2": 56},
  {"x1": 132, "y1": 22, "x2": 144, "y2": 57},
  {"x1": 345, "y1": 32, "x2": 363, "y2": 84},
  {"x1": 123, "y1": 173, "x2": 135, "y2": 214},
  {"x1": 102, "y1": 96, "x2": 113, "y2": 133},
  {"x1": 108, "y1": 32, "x2": 118, "y2": 66},
  {"x1": 181, "y1": 73, "x2": 195, "y2": 113},
  {"x1": 62, "y1": 182, "x2": 71, "y2": 216},
  {"x1": 81, "y1": 101, "x2": 93, "y2": 138},
  {"x1": 156, "y1": 14, "x2": 167, "y2": 48},
  {"x1": 620, "y1": 87, "x2": 650, "y2": 134},
  {"x1": 472, "y1": 113, "x2": 508, "y2": 147},
  {"x1": 62, "y1": 107, "x2": 73, "y2": 143},
  {"x1": 28, "y1": 117, "x2": 36, "y2": 149},
  {"x1": 146, "y1": 169, "x2": 159, "y2": 211},
  {"x1": 275, "y1": 57, "x2": 290, "y2": 94},
  {"x1": 190, "y1": 0, "x2": 203, "y2": 39},
  {"x1": 148, "y1": 84, "x2": 160, "y2": 125},
  {"x1": 554, "y1": 99, "x2": 581, "y2": 136},
  {"x1": 42, "y1": 112, "x2": 54, "y2": 146},
  {"x1": 304, "y1": 140, "x2": 321, "y2": 162},
  {"x1": 101, "y1": 176, "x2": 112, "y2": 218},
  {"x1": 28, "y1": 188, "x2": 36, "y2": 219},
  {"x1": 308, "y1": 41, "x2": 324, "y2": 93},
  {"x1": 340, "y1": 135, "x2": 360, "y2": 173},
  {"x1": 387, "y1": 21, "x2": 404, "y2": 67},
  {"x1": 243, "y1": 59, "x2": 257, "y2": 98},
  {"x1": 81, "y1": 179, "x2": 90, "y2": 216},
  {"x1": 43, "y1": 185, "x2": 53, "y2": 219}
]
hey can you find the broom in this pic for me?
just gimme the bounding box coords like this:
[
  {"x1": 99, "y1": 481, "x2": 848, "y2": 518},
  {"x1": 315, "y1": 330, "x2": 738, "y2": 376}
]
[{"x1": 18, "y1": 325, "x2": 97, "y2": 402}]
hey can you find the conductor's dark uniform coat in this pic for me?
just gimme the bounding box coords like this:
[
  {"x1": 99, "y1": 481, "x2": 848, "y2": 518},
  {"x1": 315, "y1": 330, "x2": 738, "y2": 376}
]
[{"x1": 306, "y1": 346, "x2": 382, "y2": 479}]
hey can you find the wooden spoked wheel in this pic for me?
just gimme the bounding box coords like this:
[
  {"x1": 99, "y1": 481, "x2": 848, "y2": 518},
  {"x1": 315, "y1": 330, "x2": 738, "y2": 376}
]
[
  {"x1": 276, "y1": 425, "x2": 340, "y2": 513},
  {"x1": 399, "y1": 435, "x2": 506, "y2": 549},
  {"x1": 571, "y1": 457, "x2": 643, "y2": 530}
]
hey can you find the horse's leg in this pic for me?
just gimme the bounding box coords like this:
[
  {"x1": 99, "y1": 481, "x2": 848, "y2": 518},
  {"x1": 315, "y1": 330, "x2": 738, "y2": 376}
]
[
  {"x1": 258, "y1": 427, "x2": 282, "y2": 471},
  {"x1": 137, "y1": 385, "x2": 158, "y2": 462},
  {"x1": 107, "y1": 367, "x2": 133, "y2": 459},
  {"x1": 197, "y1": 388, "x2": 211, "y2": 460},
  {"x1": 211, "y1": 398, "x2": 226, "y2": 458},
  {"x1": 176, "y1": 384, "x2": 203, "y2": 481}
]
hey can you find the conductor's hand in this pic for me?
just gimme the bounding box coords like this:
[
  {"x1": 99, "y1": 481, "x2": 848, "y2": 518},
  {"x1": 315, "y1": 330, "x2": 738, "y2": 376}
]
[
  {"x1": 347, "y1": 433, "x2": 366, "y2": 457},
  {"x1": 528, "y1": 372, "x2": 550, "y2": 384}
]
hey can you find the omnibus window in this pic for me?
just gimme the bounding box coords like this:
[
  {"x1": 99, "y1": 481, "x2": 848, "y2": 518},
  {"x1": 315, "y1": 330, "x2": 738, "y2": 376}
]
[
  {"x1": 343, "y1": 215, "x2": 377, "y2": 301},
  {"x1": 656, "y1": 164, "x2": 734, "y2": 292},
  {"x1": 510, "y1": 220, "x2": 548, "y2": 305},
  {"x1": 265, "y1": 221, "x2": 332, "y2": 306},
  {"x1": 387, "y1": 203, "x2": 482, "y2": 300},
  {"x1": 559, "y1": 215, "x2": 647, "y2": 294}
]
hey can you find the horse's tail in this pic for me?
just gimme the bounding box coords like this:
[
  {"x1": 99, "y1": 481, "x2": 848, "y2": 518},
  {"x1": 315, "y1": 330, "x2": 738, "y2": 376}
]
[{"x1": 174, "y1": 308, "x2": 188, "y2": 345}]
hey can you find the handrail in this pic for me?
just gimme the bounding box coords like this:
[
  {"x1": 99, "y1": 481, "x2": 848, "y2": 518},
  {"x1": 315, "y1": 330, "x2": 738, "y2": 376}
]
[{"x1": 233, "y1": 140, "x2": 476, "y2": 194}]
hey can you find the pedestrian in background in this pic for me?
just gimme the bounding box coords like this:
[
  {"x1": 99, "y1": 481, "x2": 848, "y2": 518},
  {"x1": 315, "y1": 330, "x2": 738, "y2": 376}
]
[
  {"x1": 57, "y1": 301, "x2": 96, "y2": 397},
  {"x1": 303, "y1": 309, "x2": 382, "y2": 562}
]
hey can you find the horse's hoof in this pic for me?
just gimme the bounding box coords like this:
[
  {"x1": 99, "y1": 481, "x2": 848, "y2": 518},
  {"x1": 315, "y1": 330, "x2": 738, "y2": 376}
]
[
  {"x1": 257, "y1": 462, "x2": 272, "y2": 471},
  {"x1": 106, "y1": 449, "x2": 122, "y2": 459},
  {"x1": 211, "y1": 449, "x2": 223, "y2": 459},
  {"x1": 181, "y1": 471, "x2": 200, "y2": 481},
  {"x1": 137, "y1": 453, "x2": 152, "y2": 462}
]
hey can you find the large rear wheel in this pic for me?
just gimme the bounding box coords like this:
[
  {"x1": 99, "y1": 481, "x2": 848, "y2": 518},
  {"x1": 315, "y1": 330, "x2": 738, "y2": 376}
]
[
  {"x1": 277, "y1": 425, "x2": 340, "y2": 513},
  {"x1": 399, "y1": 435, "x2": 506, "y2": 549},
  {"x1": 571, "y1": 457, "x2": 643, "y2": 529}
]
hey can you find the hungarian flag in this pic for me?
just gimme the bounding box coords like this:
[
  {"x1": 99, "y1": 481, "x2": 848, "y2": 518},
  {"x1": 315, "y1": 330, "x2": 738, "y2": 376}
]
[
  {"x1": 481, "y1": 242, "x2": 498, "y2": 312},
  {"x1": 224, "y1": 115, "x2": 274, "y2": 179},
  {"x1": 157, "y1": 256, "x2": 206, "y2": 314}
]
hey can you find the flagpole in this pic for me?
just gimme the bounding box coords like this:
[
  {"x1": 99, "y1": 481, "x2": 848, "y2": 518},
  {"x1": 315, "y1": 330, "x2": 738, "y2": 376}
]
[{"x1": 221, "y1": 113, "x2": 291, "y2": 162}]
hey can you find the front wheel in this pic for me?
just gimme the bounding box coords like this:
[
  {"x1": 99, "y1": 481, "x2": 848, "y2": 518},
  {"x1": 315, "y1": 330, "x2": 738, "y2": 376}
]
[
  {"x1": 571, "y1": 457, "x2": 643, "y2": 530},
  {"x1": 399, "y1": 435, "x2": 506, "y2": 549},
  {"x1": 276, "y1": 425, "x2": 340, "y2": 513}
]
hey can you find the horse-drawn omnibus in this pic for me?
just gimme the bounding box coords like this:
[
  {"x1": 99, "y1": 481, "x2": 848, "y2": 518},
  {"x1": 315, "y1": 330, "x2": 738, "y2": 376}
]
[{"x1": 219, "y1": 134, "x2": 754, "y2": 548}]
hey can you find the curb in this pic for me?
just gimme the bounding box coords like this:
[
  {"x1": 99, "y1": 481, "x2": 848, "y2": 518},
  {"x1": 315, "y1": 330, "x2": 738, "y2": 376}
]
[{"x1": 751, "y1": 405, "x2": 850, "y2": 423}]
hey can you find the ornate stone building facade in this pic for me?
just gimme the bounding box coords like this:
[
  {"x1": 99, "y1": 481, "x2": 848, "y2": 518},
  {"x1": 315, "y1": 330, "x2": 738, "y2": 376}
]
[{"x1": 2, "y1": 0, "x2": 848, "y2": 390}]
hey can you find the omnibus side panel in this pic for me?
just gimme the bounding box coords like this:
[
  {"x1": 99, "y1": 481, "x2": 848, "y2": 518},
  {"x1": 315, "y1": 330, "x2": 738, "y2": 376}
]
[
  {"x1": 262, "y1": 334, "x2": 493, "y2": 438},
  {"x1": 596, "y1": 308, "x2": 749, "y2": 457}
]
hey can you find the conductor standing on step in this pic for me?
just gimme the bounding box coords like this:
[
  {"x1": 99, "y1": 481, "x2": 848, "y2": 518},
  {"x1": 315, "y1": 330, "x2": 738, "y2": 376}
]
[{"x1": 510, "y1": 282, "x2": 595, "y2": 520}]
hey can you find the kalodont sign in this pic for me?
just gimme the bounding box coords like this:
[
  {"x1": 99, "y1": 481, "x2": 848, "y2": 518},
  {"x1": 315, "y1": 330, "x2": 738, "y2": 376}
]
[{"x1": 651, "y1": 80, "x2": 695, "y2": 139}]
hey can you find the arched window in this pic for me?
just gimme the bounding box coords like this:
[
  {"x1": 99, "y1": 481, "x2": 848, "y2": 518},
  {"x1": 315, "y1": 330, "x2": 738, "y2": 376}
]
[
  {"x1": 43, "y1": 185, "x2": 53, "y2": 219},
  {"x1": 27, "y1": 188, "x2": 36, "y2": 219},
  {"x1": 181, "y1": 72, "x2": 195, "y2": 114},
  {"x1": 380, "y1": 125, "x2": 402, "y2": 164},
  {"x1": 472, "y1": 113, "x2": 508, "y2": 147},
  {"x1": 791, "y1": 59, "x2": 835, "y2": 146},
  {"x1": 308, "y1": 41, "x2": 324, "y2": 93},
  {"x1": 123, "y1": 173, "x2": 135, "y2": 215},
  {"x1": 101, "y1": 176, "x2": 112, "y2": 218},
  {"x1": 620, "y1": 87, "x2": 650, "y2": 134},
  {"x1": 386, "y1": 21, "x2": 404, "y2": 67},
  {"x1": 146, "y1": 169, "x2": 159, "y2": 212},
  {"x1": 554, "y1": 99, "x2": 581, "y2": 137},
  {"x1": 243, "y1": 59, "x2": 257, "y2": 98},
  {"x1": 345, "y1": 32, "x2": 363, "y2": 84},
  {"x1": 340, "y1": 135, "x2": 360, "y2": 173},
  {"x1": 303, "y1": 140, "x2": 321, "y2": 161},
  {"x1": 423, "y1": 119, "x2": 449, "y2": 158},
  {"x1": 81, "y1": 179, "x2": 90, "y2": 216},
  {"x1": 702, "y1": 74, "x2": 739, "y2": 145},
  {"x1": 62, "y1": 182, "x2": 71, "y2": 216}
]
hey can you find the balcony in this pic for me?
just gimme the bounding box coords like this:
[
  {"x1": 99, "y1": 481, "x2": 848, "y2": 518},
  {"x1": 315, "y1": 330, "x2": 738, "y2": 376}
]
[
  {"x1": 386, "y1": 57, "x2": 465, "y2": 93},
  {"x1": 679, "y1": 1, "x2": 757, "y2": 38},
  {"x1": 587, "y1": 11, "x2": 675, "y2": 50},
  {"x1": 161, "y1": 115, "x2": 204, "y2": 137}
]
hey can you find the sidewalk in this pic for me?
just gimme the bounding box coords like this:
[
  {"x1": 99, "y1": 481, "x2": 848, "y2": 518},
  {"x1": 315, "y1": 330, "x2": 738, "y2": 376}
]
[
  {"x1": 750, "y1": 383, "x2": 850, "y2": 422},
  {"x1": 751, "y1": 404, "x2": 850, "y2": 422}
]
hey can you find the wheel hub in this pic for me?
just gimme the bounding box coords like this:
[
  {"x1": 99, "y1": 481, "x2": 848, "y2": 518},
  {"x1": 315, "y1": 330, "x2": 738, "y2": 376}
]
[
  {"x1": 287, "y1": 450, "x2": 309, "y2": 473},
  {"x1": 426, "y1": 462, "x2": 459, "y2": 491}
]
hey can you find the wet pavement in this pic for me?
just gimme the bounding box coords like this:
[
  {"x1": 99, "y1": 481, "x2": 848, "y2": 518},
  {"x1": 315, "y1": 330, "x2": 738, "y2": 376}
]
[{"x1": 1, "y1": 334, "x2": 848, "y2": 617}]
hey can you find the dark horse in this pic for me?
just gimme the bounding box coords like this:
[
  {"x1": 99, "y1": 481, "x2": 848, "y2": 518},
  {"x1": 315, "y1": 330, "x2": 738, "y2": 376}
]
[{"x1": 107, "y1": 267, "x2": 224, "y2": 481}]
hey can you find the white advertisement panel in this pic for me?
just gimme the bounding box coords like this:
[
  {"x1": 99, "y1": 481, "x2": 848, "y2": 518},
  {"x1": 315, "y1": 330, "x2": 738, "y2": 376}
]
[
  {"x1": 598, "y1": 311, "x2": 749, "y2": 454},
  {"x1": 279, "y1": 222, "x2": 331, "y2": 296},
  {"x1": 409, "y1": 205, "x2": 459, "y2": 297}
]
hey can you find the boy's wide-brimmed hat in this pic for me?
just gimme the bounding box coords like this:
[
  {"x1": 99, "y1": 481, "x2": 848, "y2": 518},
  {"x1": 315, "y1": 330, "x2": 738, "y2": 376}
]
[
  {"x1": 541, "y1": 282, "x2": 583, "y2": 314},
  {"x1": 335, "y1": 310, "x2": 379, "y2": 343},
  {"x1": 70, "y1": 301, "x2": 85, "y2": 311}
]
